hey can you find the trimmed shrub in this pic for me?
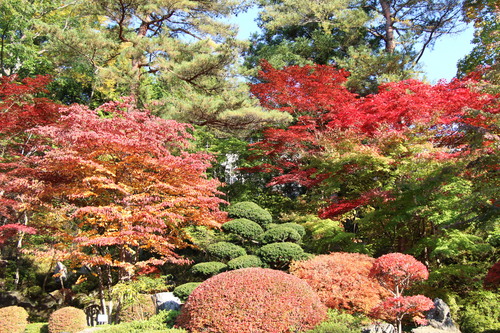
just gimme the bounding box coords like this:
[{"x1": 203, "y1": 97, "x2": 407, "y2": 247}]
[
  {"x1": 227, "y1": 201, "x2": 272, "y2": 227},
  {"x1": 274, "y1": 222, "x2": 306, "y2": 237},
  {"x1": 176, "y1": 267, "x2": 327, "y2": 333},
  {"x1": 0, "y1": 306, "x2": 29, "y2": 333},
  {"x1": 257, "y1": 242, "x2": 307, "y2": 269},
  {"x1": 206, "y1": 241, "x2": 246, "y2": 261},
  {"x1": 25, "y1": 323, "x2": 49, "y2": 333},
  {"x1": 221, "y1": 218, "x2": 264, "y2": 240},
  {"x1": 304, "y1": 309, "x2": 369, "y2": 333},
  {"x1": 117, "y1": 294, "x2": 157, "y2": 323},
  {"x1": 290, "y1": 252, "x2": 390, "y2": 315},
  {"x1": 48, "y1": 306, "x2": 87, "y2": 333},
  {"x1": 190, "y1": 262, "x2": 227, "y2": 277},
  {"x1": 227, "y1": 255, "x2": 263, "y2": 270},
  {"x1": 259, "y1": 226, "x2": 302, "y2": 244},
  {"x1": 173, "y1": 282, "x2": 202, "y2": 302}
]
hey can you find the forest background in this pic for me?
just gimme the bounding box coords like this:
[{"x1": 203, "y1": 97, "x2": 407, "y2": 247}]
[{"x1": 0, "y1": 0, "x2": 498, "y2": 332}]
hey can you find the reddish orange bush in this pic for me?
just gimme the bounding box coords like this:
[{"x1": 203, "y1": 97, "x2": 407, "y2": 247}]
[
  {"x1": 48, "y1": 306, "x2": 87, "y2": 333},
  {"x1": 0, "y1": 306, "x2": 29, "y2": 333},
  {"x1": 290, "y1": 252, "x2": 389, "y2": 314},
  {"x1": 176, "y1": 267, "x2": 327, "y2": 333}
]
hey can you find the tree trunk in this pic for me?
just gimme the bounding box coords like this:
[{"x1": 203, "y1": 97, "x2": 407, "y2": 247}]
[{"x1": 379, "y1": 0, "x2": 396, "y2": 53}]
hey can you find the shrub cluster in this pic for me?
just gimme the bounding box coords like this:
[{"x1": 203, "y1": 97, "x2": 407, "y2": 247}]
[
  {"x1": 0, "y1": 306, "x2": 29, "y2": 333},
  {"x1": 221, "y1": 218, "x2": 264, "y2": 240},
  {"x1": 176, "y1": 267, "x2": 327, "y2": 333},
  {"x1": 290, "y1": 252, "x2": 389, "y2": 314},
  {"x1": 173, "y1": 282, "x2": 202, "y2": 302},
  {"x1": 117, "y1": 294, "x2": 157, "y2": 323},
  {"x1": 227, "y1": 201, "x2": 272, "y2": 228},
  {"x1": 227, "y1": 255, "x2": 263, "y2": 270},
  {"x1": 260, "y1": 225, "x2": 302, "y2": 244},
  {"x1": 190, "y1": 262, "x2": 227, "y2": 277},
  {"x1": 206, "y1": 241, "x2": 246, "y2": 261},
  {"x1": 257, "y1": 242, "x2": 308, "y2": 269},
  {"x1": 48, "y1": 306, "x2": 87, "y2": 333}
]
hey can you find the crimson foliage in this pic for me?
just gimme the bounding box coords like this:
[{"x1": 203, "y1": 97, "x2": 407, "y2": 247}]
[{"x1": 176, "y1": 267, "x2": 327, "y2": 333}]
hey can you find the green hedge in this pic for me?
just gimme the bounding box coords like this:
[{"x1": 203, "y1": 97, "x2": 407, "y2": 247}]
[
  {"x1": 227, "y1": 202, "x2": 272, "y2": 227},
  {"x1": 260, "y1": 226, "x2": 302, "y2": 244},
  {"x1": 221, "y1": 218, "x2": 264, "y2": 240},
  {"x1": 274, "y1": 223, "x2": 306, "y2": 237},
  {"x1": 190, "y1": 262, "x2": 227, "y2": 277},
  {"x1": 257, "y1": 242, "x2": 307, "y2": 269},
  {"x1": 173, "y1": 283, "x2": 202, "y2": 302},
  {"x1": 206, "y1": 242, "x2": 246, "y2": 261},
  {"x1": 227, "y1": 255, "x2": 263, "y2": 270}
]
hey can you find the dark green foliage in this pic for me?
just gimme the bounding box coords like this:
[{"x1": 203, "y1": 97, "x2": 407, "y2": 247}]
[
  {"x1": 227, "y1": 255, "x2": 263, "y2": 270},
  {"x1": 173, "y1": 283, "x2": 202, "y2": 302},
  {"x1": 25, "y1": 323, "x2": 49, "y2": 333},
  {"x1": 274, "y1": 222, "x2": 306, "y2": 237},
  {"x1": 259, "y1": 226, "x2": 302, "y2": 244},
  {"x1": 257, "y1": 242, "x2": 308, "y2": 269},
  {"x1": 227, "y1": 202, "x2": 273, "y2": 227},
  {"x1": 206, "y1": 242, "x2": 246, "y2": 261},
  {"x1": 190, "y1": 262, "x2": 227, "y2": 277},
  {"x1": 458, "y1": 291, "x2": 500, "y2": 333},
  {"x1": 303, "y1": 309, "x2": 369, "y2": 333},
  {"x1": 98, "y1": 310, "x2": 185, "y2": 333},
  {"x1": 221, "y1": 218, "x2": 264, "y2": 240}
]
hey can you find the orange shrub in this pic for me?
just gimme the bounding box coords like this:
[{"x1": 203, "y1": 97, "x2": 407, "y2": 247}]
[
  {"x1": 0, "y1": 306, "x2": 29, "y2": 333},
  {"x1": 290, "y1": 252, "x2": 390, "y2": 314},
  {"x1": 176, "y1": 267, "x2": 327, "y2": 333},
  {"x1": 48, "y1": 306, "x2": 87, "y2": 333}
]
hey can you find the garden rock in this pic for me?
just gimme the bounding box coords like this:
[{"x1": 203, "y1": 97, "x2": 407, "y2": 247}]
[
  {"x1": 412, "y1": 298, "x2": 461, "y2": 333},
  {"x1": 153, "y1": 292, "x2": 182, "y2": 311},
  {"x1": 362, "y1": 323, "x2": 396, "y2": 333}
]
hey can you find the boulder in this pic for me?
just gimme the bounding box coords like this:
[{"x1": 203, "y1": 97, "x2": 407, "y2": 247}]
[
  {"x1": 362, "y1": 323, "x2": 396, "y2": 333},
  {"x1": 153, "y1": 292, "x2": 182, "y2": 311},
  {"x1": 412, "y1": 298, "x2": 461, "y2": 333}
]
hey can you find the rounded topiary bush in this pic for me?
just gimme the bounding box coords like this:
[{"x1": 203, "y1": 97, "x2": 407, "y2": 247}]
[
  {"x1": 221, "y1": 218, "x2": 264, "y2": 240},
  {"x1": 48, "y1": 306, "x2": 87, "y2": 333},
  {"x1": 290, "y1": 252, "x2": 390, "y2": 315},
  {"x1": 206, "y1": 241, "x2": 246, "y2": 261},
  {"x1": 227, "y1": 255, "x2": 263, "y2": 270},
  {"x1": 259, "y1": 226, "x2": 302, "y2": 244},
  {"x1": 176, "y1": 267, "x2": 327, "y2": 333},
  {"x1": 227, "y1": 202, "x2": 272, "y2": 228},
  {"x1": 257, "y1": 242, "x2": 307, "y2": 269},
  {"x1": 274, "y1": 222, "x2": 306, "y2": 237},
  {"x1": 117, "y1": 294, "x2": 156, "y2": 323},
  {"x1": 0, "y1": 306, "x2": 29, "y2": 333},
  {"x1": 190, "y1": 262, "x2": 227, "y2": 277},
  {"x1": 173, "y1": 282, "x2": 202, "y2": 302}
]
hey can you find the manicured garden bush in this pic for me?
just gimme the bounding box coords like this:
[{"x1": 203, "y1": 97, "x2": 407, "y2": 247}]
[
  {"x1": 48, "y1": 306, "x2": 87, "y2": 333},
  {"x1": 176, "y1": 267, "x2": 327, "y2": 332},
  {"x1": 274, "y1": 222, "x2": 306, "y2": 237},
  {"x1": 221, "y1": 218, "x2": 264, "y2": 240},
  {"x1": 190, "y1": 262, "x2": 227, "y2": 277},
  {"x1": 227, "y1": 201, "x2": 272, "y2": 228},
  {"x1": 206, "y1": 241, "x2": 246, "y2": 261},
  {"x1": 257, "y1": 242, "x2": 308, "y2": 269},
  {"x1": 117, "y1": 294, "x2": 157, "y2": 323},
  {"x1": 0, "y1": 306, "x2": 29, "y2": 333},
  {"x1": 173, "y1": 282, "x2": 202, "y2": 302},
  {"x1": 290, "y1": 252, "x2": 390, "y2": 314},
  {"x1": 227, "y1": 255, "x2": 263, "y2": 270},
  {"x1": 259, "y1": 225, "x2": 302, "y2": 244}
]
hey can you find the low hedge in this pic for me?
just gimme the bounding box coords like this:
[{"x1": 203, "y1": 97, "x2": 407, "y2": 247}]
[
  {"x1": 227, "y1": 255, "x2": 263, "y2": 270},
  {"x1": 173, "y1": 283, "x2": 202, "y2": 302},
  {"x1": 206, "y1": 241, "x2": 246, "y2": 261},
  {"x1": 227, "y1": 202, "x2": 272, "y2": 228},
  {"x1": 221, "y1": 218, "x2": 264, "y2": 240},
  {"x1": 190, "y1": 262, "x2": 227, "y2": 277},
  {"x1": 257, "y1": 242, "x2": 308, "y2": 269},
  {"x1": 259, "y1": 226, "x2": 302, "y2": 244}
]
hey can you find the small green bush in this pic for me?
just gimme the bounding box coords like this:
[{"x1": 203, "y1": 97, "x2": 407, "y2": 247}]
[
  {"x1": 117, "y1": 294, "x2": 157, "y2": 323},
  {"x1": 0, "y1": 306, "x2": 29, "y2": 333},
  {"x1": 206, "y1": 241, "x2": 246, "y2": 261},
  {"x1": 458, "y1": 291, "x2": 500, "y2": 333},
  {"x1": 48, "y1": 306, "x2": 87, "y2": 333},
  {"x1": 227, "y1": 255, "x2": 263, "y2": 270},
  {"x1": 227, "y1": 201, "x2": 272, "y2": 227},
  {"x1": 274, "y1": 222, "x2": 306, "y2": 237},
  {"x1": 190, "y1": 262, "x2": 227, "y2": 277},
  {"x1": 259, "y1": 226, "x2": 302, "y2": 244},
  {"x1": 25, "y1": 323, "x2": 49, "y2": 333},
  {"x1": 304, "y1": 309, "x2": 369, "y2": 333},
  {"x1": 99, "y1": 310, "x2": 186, "y2": 333},
  {"x1": 173, "y1": 282, "x2": 202, "y2": 302},
  {"x1": 221, "y1": 218, "x2": 264, "y2": 240},
  {"x1": 257, "y1": 242, "x2": 308, "y2": 269}
]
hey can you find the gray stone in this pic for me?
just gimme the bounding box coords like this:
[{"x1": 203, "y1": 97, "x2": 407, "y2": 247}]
[
  {"x1": 362, "y1": 323, "x2": 396, "y2": 333},
  {"x1": 153, "y1": 292, "x2": 182, "y2": 311},
  {"x1": 412, "y1": 298, "x2": 460, "y2": 333}
]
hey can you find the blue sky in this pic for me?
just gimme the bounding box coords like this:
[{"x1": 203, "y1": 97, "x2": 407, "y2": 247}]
[{"x1": 232, "y1": 8, "x2": 475, "y2": 83}]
